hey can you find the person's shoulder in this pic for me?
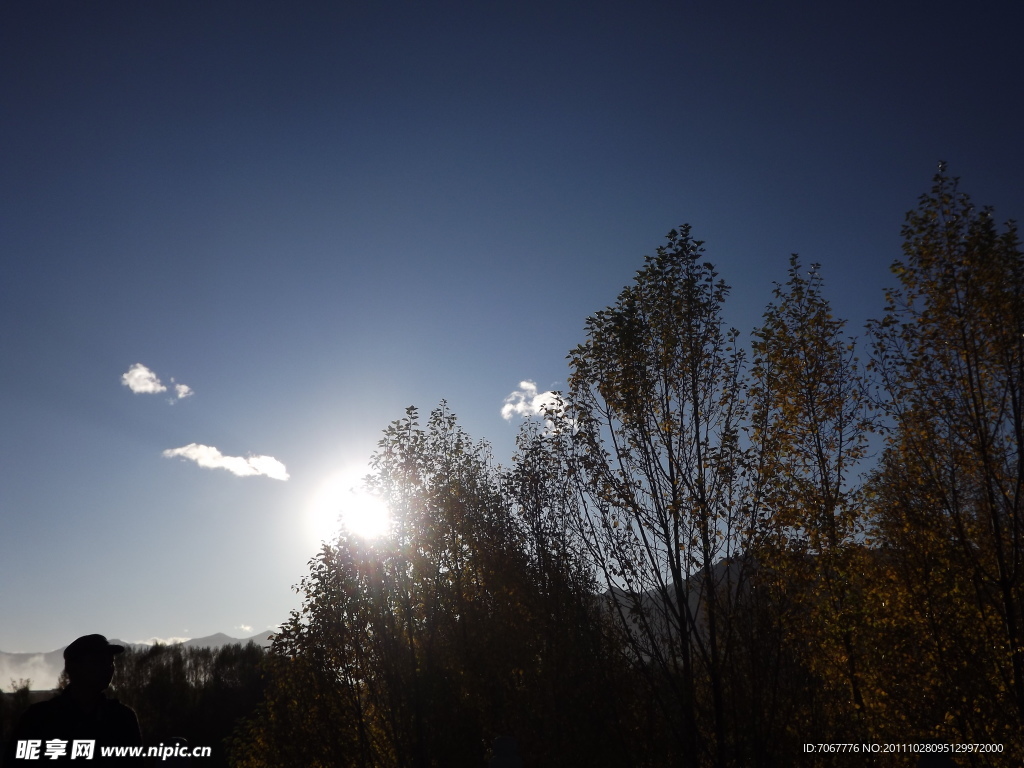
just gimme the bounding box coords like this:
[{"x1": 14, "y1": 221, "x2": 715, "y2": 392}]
[
  {"x1": 17, "y1": 692, "x2": 68, "y2": 722},
  {"x1": 7, "y1": 693, "x2": 68, "y2": 747},
  {"x1": 104, "y1": 697, "x2": 139, "y2": 720},
  {"x1": 102, "y1": 697, "x2": 142, "y2": 741}
]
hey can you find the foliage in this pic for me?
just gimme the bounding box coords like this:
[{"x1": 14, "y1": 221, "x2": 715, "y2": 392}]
[
  {"x1": 557, "y1": 226, "x2": 761, "y2": 768},
  {"x1": 232, "y1": 405, "x2": 632, "y2": 768},
  {"x1": 867, "y1": 166, "x2": 1024, "y2": 762},
  {"x1": 0, "y1": 679, "x2": 34, "y2": 754},
  {"x1": 749, "y1": 256, "x2": 879, "y2": 750}
]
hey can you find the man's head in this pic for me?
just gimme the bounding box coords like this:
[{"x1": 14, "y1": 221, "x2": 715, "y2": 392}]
[{"x1": 63, "y1": 634, "x2": 125, "y2": 693}]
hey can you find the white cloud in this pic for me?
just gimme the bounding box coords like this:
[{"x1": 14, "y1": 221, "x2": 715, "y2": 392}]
[
  {"x1": 236, "y1": 624, "x2": 253, "y2": 634},
  {"x1": 163, "y1": 443, "x2": 290, "y2": 481},
  {"x1": 501, "y1": 380, "x2": 562, "y2": 420},
  {"x1": 122, "y1": 363, "x2": 167, "y2": 394},
  {"x1": 121, "y1": 364, "x2": 193, "y2": 401}
]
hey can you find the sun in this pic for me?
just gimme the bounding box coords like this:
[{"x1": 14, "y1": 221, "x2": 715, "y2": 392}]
[{"x1": 308, "y1": 469, "x2": 391, "y2": 543}]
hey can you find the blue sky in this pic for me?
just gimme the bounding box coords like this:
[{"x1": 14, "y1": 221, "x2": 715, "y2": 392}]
[{"x1": 3, "y1": 0, "x2": 1023, "y2": 655}]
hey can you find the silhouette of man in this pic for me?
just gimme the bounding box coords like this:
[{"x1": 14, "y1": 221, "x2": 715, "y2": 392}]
[{"x1": 4, "y1": 635, "x2": 143, "y2": 766}]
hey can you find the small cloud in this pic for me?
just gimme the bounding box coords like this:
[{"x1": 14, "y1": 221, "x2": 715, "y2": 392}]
[
  {"x1": 502, "y1": 380, "x2": 573, "y2": 435},
  {"x1": 122, "y1": 363, "x2": 167, "y2": 395},
  {"x1": 236, "y1": 624, "x2": 253, "y2": 634},
  {"x1": 163, "y1": 443, "x2": 290, "y2": 481},
  {"x1": 501, "y1": 380, "x2": 562, "y2": 420},
  {"x1": 122, "y1": 364, "x2": 193, "y2": 402},
  {"x1": 172, "y1": 380, "x2": 193, "y2": 400}
]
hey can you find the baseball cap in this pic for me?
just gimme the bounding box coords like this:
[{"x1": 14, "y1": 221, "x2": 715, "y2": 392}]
[{"x1": 63, "y1": 634, "x2": 126, "y2": 661}]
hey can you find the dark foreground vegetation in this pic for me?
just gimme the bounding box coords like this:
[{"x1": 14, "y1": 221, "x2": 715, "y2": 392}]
[
  {"x1": 114, "y1": 643, "x2": 267, "y2": 766},
  {"x1": 228, "y1": 169, "x2": 1023, "y2": 767}
]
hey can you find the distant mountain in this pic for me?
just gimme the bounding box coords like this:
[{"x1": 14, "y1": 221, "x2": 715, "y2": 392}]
[
  {"x1": 0, "y1": 632, "x2": 274, "y2": 692},
  {"x1": 599, "y1": 556, "x2": 753, "y2": 662}
]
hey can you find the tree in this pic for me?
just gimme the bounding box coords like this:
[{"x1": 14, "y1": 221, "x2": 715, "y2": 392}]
[
  {"x1": 1, "y1": 678, "x2": 34, "y2": 754},
  {"x1": 558, "y1": 226, "x2": 760, "y2": 768},
  {"x1": 505, "y1": 420, "x2": 651, "y2": 766},
  {"x1": 868, "y1": 166, "x2": 1024, "y2": 761},
  {"x1": 233, "y1": 404, "x2": 632, "y2": 767},
  {"x1": 749, "y1": 256, "x2": 878, "y2": 752}
]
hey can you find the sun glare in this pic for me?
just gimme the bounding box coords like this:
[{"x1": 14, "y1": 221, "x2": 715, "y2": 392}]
[{"x1": 308, "y1": 470, "x2": 391, "y2": 543}]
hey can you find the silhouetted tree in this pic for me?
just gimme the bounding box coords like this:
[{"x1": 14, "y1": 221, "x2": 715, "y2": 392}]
[
  {"x1": 555, "y1": 226, "x2": 761, "y2": 768},
  {"x1": 748, "y1": 256, "x2": 878, "y2": 756},
  {"x1": 868, "y1": 166, "x2": 1024, "y2": 762},
  {"x1": 0, "y1": 679, "x2": 34, "y2": 759}
]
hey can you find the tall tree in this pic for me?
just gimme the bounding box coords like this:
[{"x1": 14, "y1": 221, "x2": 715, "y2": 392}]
[
  {"x1": 749, "y1": 257, "x2": 876, "y2": 742},
  {"x1": 868, "y1": 166, "x2": 1024, "y2": 760},
  {"x1": 560, "y1": 226, "x2": 759, "y2": 768}
]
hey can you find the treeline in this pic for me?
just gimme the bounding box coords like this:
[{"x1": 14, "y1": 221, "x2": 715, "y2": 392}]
[
  {"x1": 230, "y1": 169, "x2": 1023, "y2": 767},
  {"x1": 109, "y1": 642, "x2": 266, "y2": 766},
  {"x1": 94, "y1": 643, "x2": 263, "y2": 767}
]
